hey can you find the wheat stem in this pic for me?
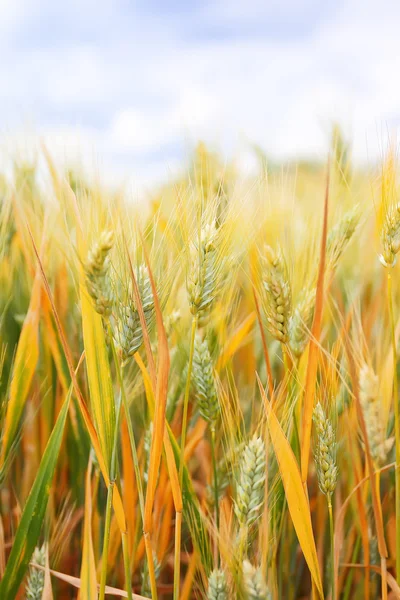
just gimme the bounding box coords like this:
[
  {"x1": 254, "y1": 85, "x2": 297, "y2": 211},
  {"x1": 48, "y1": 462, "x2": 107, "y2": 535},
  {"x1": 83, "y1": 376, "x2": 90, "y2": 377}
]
[
  {"x1": 99, "y1": 478, "x2": 114, "y2": 600},
  {"x1": 122, "y1": 532, "x2": 133, "y2": 600},
  {"x1": 210, "y1": 426, "x2": 220, "y2": 556},
  {"x1": 387, "y1": 271, "x2": 400, "y2": 577},
  {"x1": 328, "y1": 498, "x2": 335, "y2": 600},
  {"x1": 174, "y1": 314, "x2": 197, "y2": 600}
]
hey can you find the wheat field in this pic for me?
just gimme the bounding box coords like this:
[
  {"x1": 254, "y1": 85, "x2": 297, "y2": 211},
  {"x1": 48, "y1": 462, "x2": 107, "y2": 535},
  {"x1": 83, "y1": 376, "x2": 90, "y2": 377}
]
[{"x1": 0, "y1": 135, "x2": 399, "y2": 599}]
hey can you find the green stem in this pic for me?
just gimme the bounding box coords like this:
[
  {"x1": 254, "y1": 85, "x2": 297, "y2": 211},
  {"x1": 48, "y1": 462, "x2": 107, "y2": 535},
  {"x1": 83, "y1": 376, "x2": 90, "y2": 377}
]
[
  {"x1": 122, "y1": 532, "x2": 133, "y2": 600},
  {"x1": 342, "y1": 535, "x2": 361, "y2": 600},
  {"x1": 328, "y1": 498, "x2": 335, "y2": 600},
  {"x1": 210, "y1": 425, "x2": 220, "y2": 564},
  {"x1": 99, "y1": 479, "x2": 114, "y2": 600},
  {"x1": 174, "y1": 315, "x2": 197, "y2": 600},
  {"x1": 388, "y1": 271, "x2": 400, "y2": 578},
  {"x1": 179, "y1": 316, "x2": 198, "y2": 483}
]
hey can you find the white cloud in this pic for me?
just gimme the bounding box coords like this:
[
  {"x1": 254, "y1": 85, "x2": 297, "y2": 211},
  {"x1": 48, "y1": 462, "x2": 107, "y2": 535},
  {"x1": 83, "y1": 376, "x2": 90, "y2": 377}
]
[{"x1": 1, "y1": 0, "x2": 400, "y2": 190}]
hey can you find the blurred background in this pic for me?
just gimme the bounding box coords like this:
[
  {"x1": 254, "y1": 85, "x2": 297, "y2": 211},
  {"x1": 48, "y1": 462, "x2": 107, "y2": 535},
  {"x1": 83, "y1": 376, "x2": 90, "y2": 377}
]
[{"x1": 1, "y1": 0, "x2": 400, "y2": 193}]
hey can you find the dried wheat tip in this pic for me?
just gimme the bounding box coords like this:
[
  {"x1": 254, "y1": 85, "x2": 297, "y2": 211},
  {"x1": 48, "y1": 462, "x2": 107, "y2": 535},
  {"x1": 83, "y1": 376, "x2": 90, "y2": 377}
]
[
  {"x1": 359, "y1": 364, "x2": 392, "y2": 465},
  {"x1": 141, "y1": 552, "x2": 161, "y2": 598},
  {"x1": 113, "y1": 264, "x2": 155, "y2": 359},
  {"x1": 26, "y1": 545, "x2": 46, "y2": 600},
  {"x1": 261, "y1": 245, "x2": 291, "y2": 343},
  {"x1": 380, "y1": 203, "x2": 400, "y2": 267},
  {"x1": 85, "y1": 230, "x2": 114, "y2": 316},
  {"x1": 207, "y1": 568, "x2": 229, "y2": 600},
  {"x1": 234, "y1": 436, "x2": 266, "y2": 527},
  {"x1": 192, "y1": 335, "x2": 219, "y2": 424},
  {"x1": 326, "y1": 205, "x2": 360, "y2": 269},
  {"x1": 312, "y1": 402, "x2": 338, "y2": 498},
  {"x1": 288, "y1": 288, "x2": 316, "y2": 357},
  {"x1": 187, "y1": 221, "x2": 219, "y2": 324},
  {"x1": 243, "y1": 561, "x2": 271, "y2": 600}
]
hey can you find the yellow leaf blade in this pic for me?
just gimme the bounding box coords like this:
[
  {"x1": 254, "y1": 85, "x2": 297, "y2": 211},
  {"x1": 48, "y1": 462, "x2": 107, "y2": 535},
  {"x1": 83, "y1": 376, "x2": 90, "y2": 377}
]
[
  {"x1": 257, "y1": 376, "x2": 323, "y2": 597},
  {"x1": 301, "y1": 166, "x2": 329, "y2": 483},
  {"x1": 80, "y1": 460, "x2": 98, "y2": 600},
  {"x1": 0, "y1": 270, "x2": 41, "y2": 465},
  {"x1": 80, "y1": 282, "x2": 116, "y2": 470}
]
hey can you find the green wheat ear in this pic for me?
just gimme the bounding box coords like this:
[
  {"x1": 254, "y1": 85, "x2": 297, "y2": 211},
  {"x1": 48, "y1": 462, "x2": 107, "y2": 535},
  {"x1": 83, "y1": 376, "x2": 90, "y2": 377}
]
[
  {"x1": 85, "y1": 230, "x2": 114, "y2": 316},
  {"x1": 288, "y1": 287, "x2": 316, "y2": 357},
  {"x1": 187, "y1": 221, "x2": 220, "y2": 325},
  {"x1": 141, "y1": 551, "x2": 161, "y2": 598},
  {"x1": 380, "y1": 203, "x2": 400, "y2": 267},
  {"x1": 207, "y1": 568, "x2": 228, "y2": 600},
  {"x1": 326, "y1": 205, "x2": 360, "y2": 270},
  {"x1": 113, "y1": 263, "x2": 155, "y2": 360},
  {"x1": 192, "y1": 335, "x2": 219, "y2": 425},
  {"x1": 234, "y1": 436, "x2": 266, "y2": 527},
  {"x1": 242, "y1": 561, "x2": 271, "y2": 600},
  {"x1": 25, "y1": 545, "x2": 46, "y2": 600},
  {"x1": 261, "y1": 245, "x2": 292, "y2": 343},
  {"x1": 313, "y1": 402, "x2": 338, "y2": 499},
  {"x1": 359, "y1": 363, "x2": 393, "y2": 466}
]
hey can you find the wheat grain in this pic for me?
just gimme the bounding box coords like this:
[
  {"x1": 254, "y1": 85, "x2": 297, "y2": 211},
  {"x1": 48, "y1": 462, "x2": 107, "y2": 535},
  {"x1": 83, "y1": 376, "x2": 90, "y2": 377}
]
[
  {"x1": 187, "y1": 221, "x2": 220, "y2": 325},
  {"x1": 313, "y1": 402, "x2": 338, "y2": 499},
  {"x1": 85, "y1": 230, "x2": 114, "y2": 316},
  {"x1": 26, "y1": 545, "x2": 46, "y2": 600},
  {"x1": 288, "y1": 288, "x2": 316, "y2": 357},
  {"x1": 359, "y1": 364, "x2": 392, "y2": 466},
  {"x1": 380, "y1": 203, "x2": 400, "y2": 267},
  {"x1": 261, "y1": 246, "x2": 291, "y2": 343},
  {"x1": 113, "y1": 264, "x2": 155, "y2": 359},
  {"x1": 234, "y1": 436, "x2": 266, "y2": 527},
  {"x1": 192, "y1": 335, "x2": 219, "y2": 424},
  {"x1": 242, "y1": 561, "x2": 271, "y2": 600},
  {"x1": 327, "y1": 205, "x2": 360, "y2": 270},
  {"x1": 207, "y1": 568, "x2": 228, "y2": 600}
]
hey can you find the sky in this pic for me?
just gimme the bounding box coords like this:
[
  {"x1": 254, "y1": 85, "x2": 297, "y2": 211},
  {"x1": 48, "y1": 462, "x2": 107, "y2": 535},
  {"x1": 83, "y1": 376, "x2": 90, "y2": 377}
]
[{"x1": 1, "y1": 0, "x2": 400, "y2": 192}]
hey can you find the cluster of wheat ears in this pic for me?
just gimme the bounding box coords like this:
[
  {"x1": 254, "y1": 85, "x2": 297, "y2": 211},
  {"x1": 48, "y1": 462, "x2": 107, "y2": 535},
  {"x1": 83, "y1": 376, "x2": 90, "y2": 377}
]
[{"x1": 0, "y1": 137, "x2": 400, "y2": 599}]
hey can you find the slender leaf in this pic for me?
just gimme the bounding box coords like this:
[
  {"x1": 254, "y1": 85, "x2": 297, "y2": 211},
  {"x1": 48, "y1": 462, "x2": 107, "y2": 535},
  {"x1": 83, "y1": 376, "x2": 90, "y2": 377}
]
[
  {"x1": 0, "y1": 380, "x2": 73, "y2": 599},
  {"x1": 258, "y1": 376, "x2": 324, "y2": 598}
]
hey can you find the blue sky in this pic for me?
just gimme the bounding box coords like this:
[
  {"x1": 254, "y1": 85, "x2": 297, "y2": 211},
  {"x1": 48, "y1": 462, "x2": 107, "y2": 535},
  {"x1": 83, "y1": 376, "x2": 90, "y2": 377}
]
[{"x1": 1, "y1": 0, "x2": 400, "y2": 191}]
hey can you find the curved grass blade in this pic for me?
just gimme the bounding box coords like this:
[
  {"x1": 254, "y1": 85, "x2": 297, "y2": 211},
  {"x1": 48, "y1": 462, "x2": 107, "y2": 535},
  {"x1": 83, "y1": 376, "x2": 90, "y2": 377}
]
[
  {"x1": 80, "y1": 458, "x2": 98, "y2": 600},
  {"x1": 0, "y1": 270, "x2": 41, "y2": 467},
  {"x1": 80, "y1": 282, "x2": 116, "y2": 471},
  {"x1": 30, "y1": 564, "x2": 150, "y2": 599},
  {"x1": 0, "y1": 375, "x2": 75, "y2": 599},
  {"x1": 257, "y1": 375, "x2": 324, "y2": 598},
  {"x1": 301, "y1": 164, "x2": 329, "y2": 483}
]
